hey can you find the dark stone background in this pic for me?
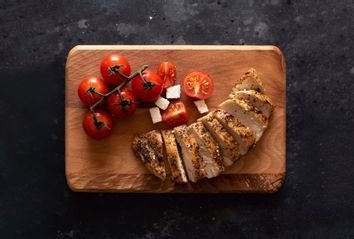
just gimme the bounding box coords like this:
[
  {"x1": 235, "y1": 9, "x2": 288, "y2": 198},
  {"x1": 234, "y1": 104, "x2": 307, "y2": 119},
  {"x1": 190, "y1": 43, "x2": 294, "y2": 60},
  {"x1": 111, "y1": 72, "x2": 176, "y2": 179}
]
[{"x1": 0, "y1": 0, "x2": 353, "y2": 238}]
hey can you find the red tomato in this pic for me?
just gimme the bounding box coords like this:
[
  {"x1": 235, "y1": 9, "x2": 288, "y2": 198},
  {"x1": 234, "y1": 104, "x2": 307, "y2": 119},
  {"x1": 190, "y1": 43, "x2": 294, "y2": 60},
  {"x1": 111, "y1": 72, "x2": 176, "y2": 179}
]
[
  {"x1": 161, "y1": 100, "x2": 189, "y2": 127},
  {"x1": 107, "y1": 88, "x2": 137, "y2": 119},
  {"x1": 183, "y1": 72, "x2": 214, "y2": 100},
  {"x1": 100, "y1": 53, "x2": 131, "y2": 85},
  {"x1": 77, "y1": 77, "x2": 109, "y2": 106},
  {"x1": 131, "y1": 69, "x2": 163, "y2": 102},
  {"x1": 157, "y1": 61, "x2": 177, "y2": 88},
  {"x1": 82, "y1": 110, "x2": 113, "y2": 140}
]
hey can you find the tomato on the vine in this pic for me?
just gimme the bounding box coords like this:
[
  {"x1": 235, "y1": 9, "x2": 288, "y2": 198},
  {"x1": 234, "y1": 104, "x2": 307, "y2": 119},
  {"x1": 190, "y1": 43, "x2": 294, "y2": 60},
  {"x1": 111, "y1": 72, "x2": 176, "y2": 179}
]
[
  {"x1": 82, "y1": 110, "x2": 113, "y2": 140},
  {"x1": 107, "y1": 88, "x2": 137, "y2": 119},
  {"x1": 161, "y1": 100, "x2": 189, "y2": 127},
  {"x1": 183, "y1": 71, "x2": 214, "y2": 100},
  {"x1": 157, "y1": 61, "x2": 177, "y2": 89},
  {"x1": 77, "y1": 77, "x2": 109, "y2": 106},
  {"x1": 100, "y1": 53, "x2": 131, "y2": 85},
  {"x1": 131, "y1": 69, "x2": 163, "y2": 102}
]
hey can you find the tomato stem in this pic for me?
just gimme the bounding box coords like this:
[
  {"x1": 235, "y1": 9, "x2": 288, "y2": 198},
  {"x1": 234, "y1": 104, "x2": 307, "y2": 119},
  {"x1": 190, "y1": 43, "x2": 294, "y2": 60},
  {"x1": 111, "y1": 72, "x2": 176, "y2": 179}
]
[
  {"x1": 90, "y1": 65, "x2": 148, "y2": 112},
  {"x1": 108, "y1": 64, "x2": 128, "y2": 78},
  {"x1": 91, "y1": 89, "x2": 105, "y2": 96}
]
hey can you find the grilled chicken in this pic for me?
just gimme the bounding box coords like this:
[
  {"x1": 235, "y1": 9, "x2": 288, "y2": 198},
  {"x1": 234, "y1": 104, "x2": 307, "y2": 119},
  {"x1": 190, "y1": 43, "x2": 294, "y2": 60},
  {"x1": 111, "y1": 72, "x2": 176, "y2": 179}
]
[
  {"x1": 219, "y1": 99, "x2": 268, "y2": 141},
  {"x1": 231, "y1": 90, "x2": 274, "y2": 118},
  {"x1": 132, "y1": 68, "x2": 274, "y2": 183},
  {"x1": 189, "y1": 122, "x2": 224, "y2": 178},
  {"x1": 131, "y1": 130, "x2": 166, "y2": 180},
  {"x1": 198, "y1": 114, "x2": 241, "y2": 167},
  {"x1": 161, "y1": 130, "x2": 188, "y2": 183},
  {"x1": 229, "y1": 68, "x2": 264, "y2": 97},
  {"x1": 174, "y1": 125, "x2": 206, "y2": 182},
  {"x1": 213, "y1": 109, "x2": 256, "y2": 155}
]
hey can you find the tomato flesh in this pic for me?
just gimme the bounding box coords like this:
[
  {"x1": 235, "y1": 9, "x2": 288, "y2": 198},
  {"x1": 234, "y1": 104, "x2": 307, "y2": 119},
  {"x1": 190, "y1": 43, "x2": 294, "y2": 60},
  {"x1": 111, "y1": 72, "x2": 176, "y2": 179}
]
[
  {"x1": 131, "y1": 69, "x2": 163, "y2": 102},
  {"x1": 162, "y1": 100, "x2": 189, "y2": 127},
  {"x1": 157, "y1": 61, "x2": 177, "y2": 89},
  {"x1": 100, "y1": 53, "x2": 131, "y2": 85},
  {"x1": 82, "y1": 110, "x2": 113, "y2": 140},
  {"x1": 107, "y1": 88, "x2": 137, "y2": 119},
  {"x1": 183, "y1": 72, "x2": 214, "y2": 100}
]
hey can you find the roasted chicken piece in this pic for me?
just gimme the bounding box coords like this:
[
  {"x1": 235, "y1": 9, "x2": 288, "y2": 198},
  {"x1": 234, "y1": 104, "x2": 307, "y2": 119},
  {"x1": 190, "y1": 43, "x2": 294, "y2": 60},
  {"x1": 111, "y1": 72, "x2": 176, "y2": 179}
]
[
  {"x1": 174, "y1": 125, "x2": 206, "y2": 182},
  {"x1": 161, "y1": 130, "x2": 188, "y2": 183},
  {"x1": 229, "y1": 68, "x2": 264, "y2": 96},
  {"x1": 131, "y1": 130, "x2": 166, "y2": 180},
  {"x1": 219, "y1": 99, "x2": 268, "y2": 141},
  {"x1": 189, "y1": 122, "x2": 224, "y2": 178},
  {"x1": 231, "y1": 90, "x2": 274, "y2": 118},
  {"x1": 213, "y1": 109, "x2": 256, "y2": 155},
  {"x1": 198, "y1": 114, "x2": 241, "y2": 167}
]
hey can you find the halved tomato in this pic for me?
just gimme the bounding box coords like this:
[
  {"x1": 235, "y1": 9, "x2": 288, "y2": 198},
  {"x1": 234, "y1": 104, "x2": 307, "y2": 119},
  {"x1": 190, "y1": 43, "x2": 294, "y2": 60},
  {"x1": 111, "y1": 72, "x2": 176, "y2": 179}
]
[
  {"x1": 157, "y1": 61, "x2": 177, "y2": 89},
  {"x1": 161, "y1": 100, "x2": 189, "y2": 127},
  {"x1": 183, "y1": 71, "x2": 214, "y2": 100}
]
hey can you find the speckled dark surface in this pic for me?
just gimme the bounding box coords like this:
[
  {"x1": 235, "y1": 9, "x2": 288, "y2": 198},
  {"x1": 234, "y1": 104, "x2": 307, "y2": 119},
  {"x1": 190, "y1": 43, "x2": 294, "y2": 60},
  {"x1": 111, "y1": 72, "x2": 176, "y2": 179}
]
[{"x1": 1, "y1": 0, "x2": 354, "y2": 238}]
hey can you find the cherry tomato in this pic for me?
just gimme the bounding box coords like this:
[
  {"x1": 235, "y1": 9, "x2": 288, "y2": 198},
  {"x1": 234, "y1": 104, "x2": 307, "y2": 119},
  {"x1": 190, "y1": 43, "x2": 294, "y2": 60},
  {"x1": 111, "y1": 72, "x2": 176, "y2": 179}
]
[
  {"x1": 161, "y1": 100, "x2": 189, "y2": 127},
  {"x1": 100, "y1": 53, "x2": 131, "y2": 85},
  {"x1": 131, "y1": 69, "x2": 163, "y2": 102},
  {"x1": 183, "y1": 71, "x2": 214, "y2": 100},
  {"x1": 77, "y1": 77, "x2": 109, "y2": 106},
  {"x1": 107, "y1": 88, "x2": 137, "y2": 119},
  {"x1": 82, "y1": 110, "x2": 113, "y2": 140},
  {"x1": 157, "y1": 61, "x2": 177, "y2": 89}
]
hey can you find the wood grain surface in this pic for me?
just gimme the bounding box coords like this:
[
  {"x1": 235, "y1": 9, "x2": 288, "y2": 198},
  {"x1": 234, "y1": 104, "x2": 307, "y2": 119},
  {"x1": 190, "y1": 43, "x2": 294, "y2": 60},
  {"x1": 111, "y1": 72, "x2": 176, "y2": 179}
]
[{"x1": 65, "y1": 45, "x2": 286, "y2": 193}]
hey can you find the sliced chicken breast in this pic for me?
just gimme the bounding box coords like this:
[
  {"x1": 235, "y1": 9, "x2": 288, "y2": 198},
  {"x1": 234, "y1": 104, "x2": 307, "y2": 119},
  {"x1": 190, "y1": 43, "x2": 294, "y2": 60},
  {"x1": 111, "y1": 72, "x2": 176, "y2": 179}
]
[
  {"x1": 131, "y1": 130, "x2": 166, "y2": 180},
  {"x1": 173, "y1": 125, "x2": 206, "y2": 182},
  {"x1": 198, "y1": 114, "x2": 241, "y2": 167},
  {"x1": 231, "y1": 90, "x2": 274, "y2": 118},
  {"x1": 219, "y1": 99, "x2": 268, "y2": 141},
  {"x1": 229, "y1": 68, "x2": 264, "y2": 97},
  {"x1": 161, "y1": 130, "x2": 188, "y2": 183},
  {"x1": 213, "y1": 109, "x2": 256, "y2": 155},
  {"x1": 188, "y1": 122, "x2": 224, "y2": 178}
]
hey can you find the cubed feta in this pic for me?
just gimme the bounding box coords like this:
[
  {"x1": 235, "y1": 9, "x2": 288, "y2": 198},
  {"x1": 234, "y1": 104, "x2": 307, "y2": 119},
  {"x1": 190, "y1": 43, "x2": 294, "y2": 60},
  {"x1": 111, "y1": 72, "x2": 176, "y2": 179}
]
[
  {"x1": 154, "y1": 96, "x2": 170, "y2": 110},
  {"x1": 166, "y1": 85, "x2": 181, "y2": 99},
  {"x1": 149, "y1": 107, "x2": 162, "y2": 124},
  {"x1": 194, "y1": 100, "x2": 209, "y2": 114}
]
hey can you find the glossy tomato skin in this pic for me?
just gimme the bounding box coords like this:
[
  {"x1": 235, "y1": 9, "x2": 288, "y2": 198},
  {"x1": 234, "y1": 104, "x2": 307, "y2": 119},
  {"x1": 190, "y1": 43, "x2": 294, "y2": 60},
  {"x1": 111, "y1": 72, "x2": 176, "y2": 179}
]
[
  {"x1": 157, "y1": 61, "x2": 177, "y2": 89},
  {"x1": 100, "y1": 53, "x2": 131, "y2": 85},
  {"x1": 107, "y1": 88, "x2": 137, "y2": 119},
  {"x1": 131, "y1": 69, "x2": 163, "y2": 102},
  {"x1": 78, "y1": 77, "x2": 109, "y2": 106},
  {"x1": 82, "y1": 110, "x2": 113, "y2": 140},
  {"x1": 183, "y1": 71, "x2": 214, "y2": 100},
  {"x1": 161, "y1": 100, "x2": 189, "y2": 127}
]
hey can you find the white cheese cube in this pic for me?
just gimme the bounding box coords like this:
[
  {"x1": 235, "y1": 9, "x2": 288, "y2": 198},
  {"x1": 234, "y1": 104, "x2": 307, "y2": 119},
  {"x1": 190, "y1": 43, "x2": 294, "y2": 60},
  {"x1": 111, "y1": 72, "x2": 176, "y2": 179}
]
[
  {"x1": 154, "y1": 96, "x2": 170, "y2": 110},
  {"x1": 166, "y1": 85, "x2": 181, "y2": 99},
  {"x1": 194, "y1": 100, "x2": 209, "y2": 114},
  {"x1": 149, "y1": 107, "x2": 162, "y2": 124}
]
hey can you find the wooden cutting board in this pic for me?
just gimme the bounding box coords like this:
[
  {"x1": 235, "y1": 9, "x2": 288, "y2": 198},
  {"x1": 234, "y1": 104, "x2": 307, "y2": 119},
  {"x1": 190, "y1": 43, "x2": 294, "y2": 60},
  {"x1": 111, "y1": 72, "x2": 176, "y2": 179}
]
[{"x1": 65, "y1": 45, "x2": 286, "y2": 193}]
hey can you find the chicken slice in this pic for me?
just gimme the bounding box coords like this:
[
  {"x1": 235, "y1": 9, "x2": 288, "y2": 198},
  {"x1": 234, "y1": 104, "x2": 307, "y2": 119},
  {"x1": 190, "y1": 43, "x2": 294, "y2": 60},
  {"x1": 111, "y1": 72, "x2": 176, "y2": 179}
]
[
  {"x1": 213, "y1": 109, "x2": 256, "y2": 155},
  {"x1": 131, "y1": 130, "x2": 166, "y2": 180},
  {"x1": 229, "y1": 68, "x2": 264, "y2": 97},
  {"x1": 231, "y1": 90, "x2": 274, "y2": 118},
  {"x1": 173, "y1": 125, "x2": 206, "y2": 182},
  {"x1": 188, "y1": 122, "x2": 224, "y2": 178},
  {"x1": 198, "y1": 114, "x2": 241, "y2": 167},
  {"x1": 161, "y1": 130, "x2": 188, "y2": 183},
  {"x1": 219, "y1": 99, "x2": 268, "y2": 141}
]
